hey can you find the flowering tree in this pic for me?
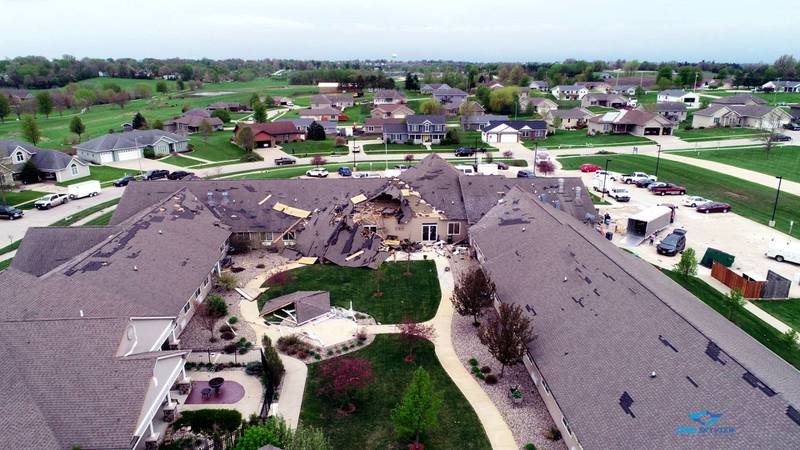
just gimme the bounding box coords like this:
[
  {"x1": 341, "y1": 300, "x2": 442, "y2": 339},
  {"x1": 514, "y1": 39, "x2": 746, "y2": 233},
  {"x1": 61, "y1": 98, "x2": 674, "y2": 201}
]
[
  {"x1": 311, "y1": 155, "x2": 327, "y2": 167},
  {"x1": 398, "y1": 318, "x2": 436, "y2": 362},
  {"x1": 317, "y1": 358, "x2": 373, "y2": 411},
  {"x1": 536, "y1": 160, "x2": 555, "y2": 175}
]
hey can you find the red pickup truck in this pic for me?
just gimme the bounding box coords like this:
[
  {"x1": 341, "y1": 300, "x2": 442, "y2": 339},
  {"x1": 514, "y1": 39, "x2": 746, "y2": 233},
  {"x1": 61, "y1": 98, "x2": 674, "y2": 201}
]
[{"x1": 650, "y1": 183, "x2": 686, "y2": 196}]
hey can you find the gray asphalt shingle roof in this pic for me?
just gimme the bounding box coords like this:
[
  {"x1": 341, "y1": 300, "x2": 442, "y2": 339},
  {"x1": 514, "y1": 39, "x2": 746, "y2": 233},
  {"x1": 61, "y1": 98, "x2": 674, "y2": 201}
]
[
  {"x1": 260, "y1": 291, "x2": 331, "y2": 324},
  {"x1": 75, "y1": 130, "x2": 187, "y2": 153}
]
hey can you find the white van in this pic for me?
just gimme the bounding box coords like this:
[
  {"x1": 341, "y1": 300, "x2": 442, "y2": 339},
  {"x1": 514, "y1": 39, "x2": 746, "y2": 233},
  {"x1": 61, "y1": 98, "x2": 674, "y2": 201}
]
[
  {"x1": 766, "y1": 239, "x2": 800, "y2": 264},
  {"x1": 592, "y1": 176, "x2": 613, "y2": 193},
  {"x1": 476, "y1": 163, "x2": 499, "y2": 176},
  {"x1": 67, "y1": 180, "x2": 101, "y2": 199},
  {"x1": 455, "y1": 165, "x2": 476, "y2": 176}
]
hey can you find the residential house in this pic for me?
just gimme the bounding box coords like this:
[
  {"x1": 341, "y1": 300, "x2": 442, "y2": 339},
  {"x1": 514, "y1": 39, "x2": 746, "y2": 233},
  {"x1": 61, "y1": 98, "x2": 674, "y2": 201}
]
[
  {"x1": 762, "y1": 80, "x2": 800, "y2": 93},
  {"x1": 274, "y1": 118, "x2": 338, "y2": 135},
  {"x1": 657, "y1": 89, "x2": 701, "y2": 109},
  {"x1": 311, "y1": 94, "x2": 354, "y2": 110},
  {"x1": 638, "y1": 102, "x2": 688, "y2": 123},
  {"x1": 576, "y1": 81, "x2": 612, "y2": 93},
  {"x1": 588, "y1": 110, "x2": 675, "y2": 136},
  {"x1": 370, "y1": 104, "x2": 415, "y2": 119},
  {"x1": 486, "y1": 81, "x2": 505, "y2": 90},
  {"x1": 692, "y1": 105, "x2": 792, "y2": 130},
  {"x1": 521, "y1": 97, "x2": 558, "y2": 116},
  {"x1": 710, "y1": 94, "x2": 767, "y2": 106},
  {"x1": 432, "y1": 88, "x2": 469, "y2": 114},
  {"x1": 611, "y1": 84, "x2": 639, "y2": 96},
  {"x1": 420, "y1": 83, "x2": 450, "y2": 94},
  {"x1": 163, "y1": 109, "x2": 224, "y2": 135},
  {"x1": 546, "y1": 108, "x2": 595, "y2": 129},
  {"x1": 273, "y1": 96, "x2": 294, "y2": 107},
  {"x1": 551, "y1": 85, "x2": 589, "y2": 100},
  {"x1": 0, "y1": 140, "x2": 91, "y2": 184},
  {"x1": 481, "y1": 120, "x2": 547, "y2": 144},
  {"x1": 0, "y1": 189, "x2": 230, "y2": 450},
  {"x1": 233, "y1": 122, "x2": 305, "y2": 148},
  {"x1": 372, "y1": 89, "x2": 406, "y2": 105},
  {"x1": 298, "y1": 106, "x2": 341, "y2": 122},
  {"x1": 528, "y1": 80, "x2": 549, "y2": 91},
  {"x1": 790, "y1": 104, "x2": 800, "y2": 121},
  {"x1": 460, "y1": 114, "x2": 508, "y2": 131},
  {"x1": 317, "y1": 82, "x2": 339, "y2": 94},
  {"x1": 363, "y1": 118, "x2": 405, "y2": 135},
  {"x1": 469, "y1": 187, "x2": 800, "y2": 450},
  {"x1": 75, "y1": 130, "x2": 188, "y2": 164},
  {"x1": 581, "y1": 93, "x2": 628, "y2": 109},
  {"x1": 1, "y1": 88, "x2": 34, "y2": 104},
  {"x1": 207, "y1": 102, "x2": 248, "y2": 112},
  {"x1": 382, "y1": 115, "x2": 446, "y2": 144}
]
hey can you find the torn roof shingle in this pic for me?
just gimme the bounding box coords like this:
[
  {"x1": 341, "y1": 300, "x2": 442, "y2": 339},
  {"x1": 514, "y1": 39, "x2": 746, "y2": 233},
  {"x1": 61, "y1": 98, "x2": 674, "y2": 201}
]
[{"x1": 11, "y1": 226, "x2": 120, "y2": 277}]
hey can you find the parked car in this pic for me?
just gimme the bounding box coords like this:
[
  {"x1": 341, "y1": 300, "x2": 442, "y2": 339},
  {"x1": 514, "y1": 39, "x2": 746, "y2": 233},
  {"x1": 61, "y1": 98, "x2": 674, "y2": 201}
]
[
  {"x1": 620, "y1": 172, "x2": 657, "y2": 184},
  {"x1": 682, "y1": 196, "x2": 708, "y2": 207},
  {"x1": 650, "y1": 183, "x2": 686, "y2": 196},
  {"x1": 783, "y1": 123, "x2": 800, "y2": 131},
  {"x1": 144, "y1": 169, "x2": 170, "y2": 180},
  {"x1": 393, "y1": 165, "x2": 412, "y2": 170},
  {"x1": 337, "y1": 167, "x2": 352, "y2": 177},
  {"x1": 113, "y1": 175, "x2": 136, "y2": 187},
  {"x1": 579, "y1": 163, "x2": 602, "y2": 172},
  {"x1": 647, "y1": 182, "x2": 666, "y2": 191},
  {"x1": 0, "y1": 205, "x2": 23, "y2": 220},
  {"x1": 608, "y1": 187, "x2": 631, "y2": 202},
  {"x1": 657, "y1": 231, "x2": 687, "y2": 256},
  {"x1": 517, "y1": 170, "x2": 535, "y2": 178},
  {"x1": 167, "y1": 170, "x2": 194, "y2": 180},
  {"x1": 769, "y1": 133, "x2": 792, "y2": 142},
  {"x1": 496, "y1": 162, "x2": 509, "y2": 170},
  {"x1": 34, "y1": 193, "x2": 69, "y2": 210},
  {"x1": 454, "y1": 147, "x2": 476, "y2": 157},
  {"x1": 353, "y1": 172, "x2": 380, "y2": 179},
  {"x1": 696, "y1": 201, "x2": 731, "y2": 213},
  {"x1": 636, "y1": 178, "x2": 657, "y2": 188},
  {"x1": 306, "y1": 167, "x2": 329, "y2": 178},
  {"x1": 274, "y1": 157, "x2": 296, "y2": 166}
]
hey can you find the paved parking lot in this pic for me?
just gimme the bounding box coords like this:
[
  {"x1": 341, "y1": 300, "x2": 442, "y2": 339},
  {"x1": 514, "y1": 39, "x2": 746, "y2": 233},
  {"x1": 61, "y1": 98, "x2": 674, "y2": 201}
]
[{"x1": 583, "y1": 173, "x2": 800, "y2": 298}]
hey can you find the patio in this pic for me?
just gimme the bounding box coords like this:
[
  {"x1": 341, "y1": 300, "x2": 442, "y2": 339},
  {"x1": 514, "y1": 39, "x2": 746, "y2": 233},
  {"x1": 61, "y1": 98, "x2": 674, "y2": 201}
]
[{"x1": 180, "y1": 369, "x2": 265, "y2": 418}]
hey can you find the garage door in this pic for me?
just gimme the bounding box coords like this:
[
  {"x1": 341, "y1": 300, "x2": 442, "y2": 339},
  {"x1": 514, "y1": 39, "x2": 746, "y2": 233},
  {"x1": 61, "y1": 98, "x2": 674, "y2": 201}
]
[
  {"x1": 500, "y1": 133, "x2": 518, "y2": 143},
  {"x1": 644, "y1": 127, "x2": 660, "y2": 136},
  {"x1": 115, "y1": 149, "x2": 141, "y2": 161}
]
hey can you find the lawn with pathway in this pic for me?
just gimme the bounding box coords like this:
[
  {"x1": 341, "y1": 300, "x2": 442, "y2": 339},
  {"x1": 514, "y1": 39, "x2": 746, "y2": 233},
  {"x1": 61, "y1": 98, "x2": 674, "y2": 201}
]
[
  {"x1": 672, "y1": 145, "x2": 800, "y2": 183},
  {"x1": 2, "y1": 190, "x2": 50, "y2": 209},
  {"x1": 674, "y1": 127, "x2": 766, "y2": 142},
  {"x1": 300, "y1": 334, "x2": 491, "y2": 450},
  {"x1": 558, "y1": 154, "x2": 800, "y2": 239},
  {"x1": 258, "y1": 261, "x2": 441, "y2": 324},
  {"x1": 753, "y1": 299, "x2": 800, "y2": 333}
]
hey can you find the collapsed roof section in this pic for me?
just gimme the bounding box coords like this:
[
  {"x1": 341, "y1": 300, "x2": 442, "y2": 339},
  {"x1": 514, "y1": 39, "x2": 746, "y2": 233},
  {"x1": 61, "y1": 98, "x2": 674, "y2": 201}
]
[{"x1": 259, "y1": 290, "x2": 331, "y2": 325}]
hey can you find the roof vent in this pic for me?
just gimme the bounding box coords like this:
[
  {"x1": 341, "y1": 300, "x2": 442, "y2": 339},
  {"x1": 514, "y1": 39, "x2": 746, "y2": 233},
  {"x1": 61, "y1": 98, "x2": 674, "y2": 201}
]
[
  {"x1": 650, "y1": 371, "x2": 657, "y2": 379},
  {"x1": 558, "y1": 178, "x2": 565, "y2": 194},
  {"x1": 522, "y1": 227, "x2": 526, "y2": 232},
  {"x1": 158, "y1": 230, "x2": 163, "y2": 234},
  {"x1": 79, "y1": 309, "x2": 84, "y2": 317},
  {"x1": 133, "y1": 265, "x2": 138, "y2": 271},
  {"x1": 563, "y1": 276, "x2": 568, "y2": 282}
]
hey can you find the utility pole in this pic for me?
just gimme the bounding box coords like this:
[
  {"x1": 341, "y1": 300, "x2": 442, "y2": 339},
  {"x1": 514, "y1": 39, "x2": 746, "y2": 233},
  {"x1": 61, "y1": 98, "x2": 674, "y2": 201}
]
[
  {"x1": 602, "y1": 159, "x2": 611, "y2": 199},
  {"x1": 770, "y1": 176, "x2": 783, "y2": 227},
  {"x1": 654, "y1": 144, "x2": 662, "y2": 178}
]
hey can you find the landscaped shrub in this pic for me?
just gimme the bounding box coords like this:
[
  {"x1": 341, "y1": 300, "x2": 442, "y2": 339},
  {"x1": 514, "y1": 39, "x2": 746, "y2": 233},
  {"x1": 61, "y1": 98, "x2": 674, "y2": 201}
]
[
  {"x1": 228, "y1": 316, "x2": 239, "y2": 325},
  {"x1": 468, "y1": 358, "x2": 479, "y2": 367},
  {"x1": 471, "y1": 366, "x2": 481, "y2": 375},
  {"x1": 480, "y1": 366, "x2": 492, "y2": 374},
  {"x1": 173, "y1": 409, "x2": 242, "y2": 434},
  {"x1": 524, "y1": 444, "x2": 537, "y2": 450},
  {"x1": 484, "y1": 374, "x2": 498, "y2": 385},
  {"x1": 143, "y1": 147, "x2": 156, "y2": 159},
  {"x1": 262, "y1": 335, "x2": 286, "y2": 389},
  {"x1": 221, "y1": 331, "x2": 235, "y2": 340},
  {"x1": 546, "y1": 426, "x2": 562, "y2": 441},
  {"x1": 217, "y1": 272, "x2": 239, "y2": 290},
  {"x1": 476, "y1": 372, "x2": 486, "y2": 380},
  {"x1": 327, "y1": 350, "x2": 334, "y2": 356},
  {"x1": 184, "y1": 362, "x2": 196, "y2": 370},
  {"x1": 224, "y1": 343, "x2": 237, "y2": 354},
  {"x1": 240, "y1": 152, "x2": 264, "y2": 162}
]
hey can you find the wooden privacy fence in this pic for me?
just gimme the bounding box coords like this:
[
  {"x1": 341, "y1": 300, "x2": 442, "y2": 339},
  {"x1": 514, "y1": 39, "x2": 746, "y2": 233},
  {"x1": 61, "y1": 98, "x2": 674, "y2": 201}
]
[{"x1": 711, "y1": 261, "x2": 763, "y2": 298}]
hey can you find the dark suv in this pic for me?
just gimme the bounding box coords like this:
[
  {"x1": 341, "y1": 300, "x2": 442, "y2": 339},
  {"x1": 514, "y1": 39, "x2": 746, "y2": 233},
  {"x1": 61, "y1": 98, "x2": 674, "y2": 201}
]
[
  {"x1": 657, "y1": 231, "x2": 687, "y2": 256},
  {"x1": 0, "y1": 205, "x2": 23, "y2": 220},
  {"x1": 454, "y1": 147, "x2": 476, "y2": 157},
  {"x1": 145, "y1": 169, "x2": 170, "y2": 180}
]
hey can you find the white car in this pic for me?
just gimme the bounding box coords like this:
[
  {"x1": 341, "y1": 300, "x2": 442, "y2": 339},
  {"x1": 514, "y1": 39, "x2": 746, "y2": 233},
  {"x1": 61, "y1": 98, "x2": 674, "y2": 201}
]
[
  {"x1": 683, "y1": 196, "x2": 708, "y2": 207},
  {"x1": 593, "y1": 170, "x2": 618, "y2": 181},
  {"x1": 305, "y1": 168, "x2": 329, "y2": 178}
]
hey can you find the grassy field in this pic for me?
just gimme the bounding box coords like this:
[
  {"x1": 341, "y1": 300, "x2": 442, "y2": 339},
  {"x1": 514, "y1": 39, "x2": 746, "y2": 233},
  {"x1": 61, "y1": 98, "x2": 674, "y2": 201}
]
[
  {"x1": 340, "y1": 104, "x2": 372, "y2": 125},
  {"x1": 586, "y1": 106, "x2": 618, "y2": 114},
  {"x1": 83, "y1": 210, "x2": 115, "y2": 226},
  {"x1": 672, "y1": 145, "x2": 800, "y2": 182},
  {"x1": 674, "y1": 127, "x2": 767, "y2": 142},
  {"x1": 2, "y1": 190, "x2": 49, "y2": 208},
  {"x1": 258, "y1": 261, "x2": 441, "y2": 324},
  {"x1": 558, "y1": 154, "x2": 800, "y2": 239},
  {"x1": 525, "y1": 130, "x2": 654, "y2": 149},
  {"x1": 663, "y1": 270, "x2": 800, "y2": 370},
  {"x1": 280, "y1": 139, "x2": 349, "y2": 157},
  {"x1": 362, "y1": 143, "x2": 426, "y2": 154},
  {"x1": 753, "y1": 299, "x2": 800, "y2": 332},
  {"x1": 49, "y1": 198, "x2": 120, "y2": 227},
  {"x1": 300, "y1": 334, "x2": 491, "y2": 450},
  {"x1": 57, "y1": 165, "x2": 136, "y2": 186}
]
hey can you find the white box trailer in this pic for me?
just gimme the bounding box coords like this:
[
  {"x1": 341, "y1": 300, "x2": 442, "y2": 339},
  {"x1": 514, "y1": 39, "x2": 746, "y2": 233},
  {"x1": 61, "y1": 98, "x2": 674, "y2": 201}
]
[
  {"x1": 766, "y1": 238, "x2": 800, "y2": 264},
  {"x1": 67, "y1": 180, "x2": 101, "y2": 200},
  {"x1": 624, "y1": 206, "x2": 673, "y2": 246},
  {"x1": 476, "y1": 163, "x2": 499, "y2": 175}
]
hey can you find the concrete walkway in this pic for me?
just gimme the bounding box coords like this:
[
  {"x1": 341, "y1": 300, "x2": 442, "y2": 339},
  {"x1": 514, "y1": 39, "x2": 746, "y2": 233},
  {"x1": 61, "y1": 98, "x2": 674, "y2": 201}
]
[{"x1": 275, "y1": 354, "x2": 308, "y2": 429}]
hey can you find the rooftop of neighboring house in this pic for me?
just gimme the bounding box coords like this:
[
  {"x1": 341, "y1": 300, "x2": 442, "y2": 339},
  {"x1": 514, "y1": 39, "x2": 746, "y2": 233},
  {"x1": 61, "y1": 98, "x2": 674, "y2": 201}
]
[
  {"x1": 406, "y1": 114, "x2": 446, "y2": 125},
  {"x1": 1, "y1": 140, "x2": 84, "y2": 172},
  {"x1": 710, "y1": 94, "x2": 767, "y2": 106},
  {"x1": 364, "y1": 117, "x2": 406, "y2": 127},
  {"x1": 259, "y1": 291, "x2": 332, "y2": 323},
  {"x1": 298, "y1": 106, "x2": 342, "y2": 116},
  {"x1": 469, "y1": 187, "x2": 800, "y2": 449},
  {"x1": 529, "y1": 80, "x2": 549, "y2": 87},
  {"x1": 554, "y1": 84, "x2": 585, "y2": 91},
  {"x1": 166, "y1": 114, "x2": 223, "y2": 128},
  {"x1": 528, "y1": 97, "x2": 557, "y2": 106},
  {"x1": 767, "y1": 80, "x2": 800, "y2": 88},
  {"x1": 549, "y1": 108, "x2": 595, "y2": 120},
  {"x1": 373, "y1": 103, "x2": 413, "y2": 113},
  {"x1": 461, "y1": 114, "x2": 508, "y2": 125},
  {"x1": 183, "y1": 108, "x2": 211, "y2": 118},
  {"x1": 589, "y1": 109, "x2": 672, "y2": 126},
  {"x1": 208, "y1": 101, "x2": 246, "y2": 109},
  {"x1": 75, "y1": 129, "x2": 187, "y2": 153},
  {"x1": 432, "y1": 87, "x2": 468, "y2": 96},
  {"x1": 694, "y1": 104, "x2": 783, "y2": 118},
  {"x1": 659, "y1": 89, "x2": 691, "y2": 97},
  {"x1": 311, "y1": 94, "x2": 353, "y2": 105},
  {"x1": 373, "y1": 89, "x2": 406, "y2": 100},
  {"x1": 274, "y1": 118, "x2": 337, "y2": 132},
  {"x1": 485, "y1": 120, "x2": 547, "y2": 131},
  {"x1": 583, "y1": 93, "x2": 628, "y2": 103},
  {"x1": 235, "y1": 121, "x2": 306, "y2": 137},
  {"x1": 421, "y1": 83, "x2": 450, "y2": 90},
  {"x1": 643, "y1": 101, "x2": 687, "y2": 112}
]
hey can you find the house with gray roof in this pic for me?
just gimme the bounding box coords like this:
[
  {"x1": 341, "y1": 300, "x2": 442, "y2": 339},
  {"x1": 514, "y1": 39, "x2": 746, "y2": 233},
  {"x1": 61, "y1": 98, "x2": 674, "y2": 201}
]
[
  {"x1": 432, "y1": 88, "x2": 469, "y2": 114},
  {"x1": 460, "y1": 114, "x2": 509, "y2": 131},
  {"x1": 372, "y1": 89, "x2": 406, "y2": 105},
  {"x1": 75, "y1": 130, "x2": 188, "y2": 164},
  {"x1": 420, "y1": 83, "x2": 450, "y2": 94},
  {"x1": 580, "y1": 93, "x2": 629, "y2": 109},
  {"x1": 382, "y1": 115, "x2": 447, "y2": 144},
  {"x1": 545, "y1": 108, "x2": 596, "y2": 129},
  {"x1": 274, "y1": 117, "x2": 338, "y2": 135},
  {"x1": 163, "y1": 111, "x2": 224, "y2": 135},
  {"x1": 470, "y1": 187, "x2": 800, "y2": 449},
  {"x1": 310, "y1": 94, "x2": 354, "y2": 110},
  {"x1": 481, "y1": 120, "x2": 547, "y2": 143},
  {"x1": 1, "y1": 140, "x2": 90, "y2": 184},
  {"x1": 710, "y1": 93, "x2": 767, "y2": 106},
  {"x1": 638, "y1": 101, "x2": 688, "y2": 122},
  {"x1": 692, "y1": 104, "x2": 792, "y2": 130},
  {"x1": 588, "y1": 109, "x2": 675, "y2": 136},
  {"x1": 762, "y1": 80, "x2": 800, "y2": 93},
  {"x1": 657, "y1": 89, "x2": 701, "y2": 109}
]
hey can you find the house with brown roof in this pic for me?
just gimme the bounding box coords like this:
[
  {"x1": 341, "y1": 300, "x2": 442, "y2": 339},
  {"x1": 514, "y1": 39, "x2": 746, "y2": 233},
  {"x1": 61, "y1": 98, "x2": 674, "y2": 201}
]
[
  {"x1": 588, "y1": 109, "x2": 675, "y2": 136},
  {"x1": 370, "y1": 103, "x2": 415, "y2": 119},
  {"x1": 692, "y1": 104, "x2": 792, "y2": 130},
  {"x1": 233, "y1": 122, "x2": 305, "y2": 148},
  {"x1": 363, "y1": 117, "x2": 405, "y2": 135},
  {"x1": 372, "y1": 89, "x2": 406, "y2": 105},
  {"x1": 545, "y1": 108, "x2": 595, "y2": 130},
  {"x1": 163, "y1": 109, "x2": 224, "y2": 135},
  {"x1": 298, "y1": 106, "x2": 341, "y2": 122},
  {"x1": 637, "y1": 102, "x2": 688, "y2": 123},
  {"x1": 581, "y1": 93, "x2": 629, "y2": 109},
  {"x1": 311, "y1": 94, "x2": 354, "y2": 110},
  {"x1": 207, "y1": 102, "x2": 249, "y2": 112}
]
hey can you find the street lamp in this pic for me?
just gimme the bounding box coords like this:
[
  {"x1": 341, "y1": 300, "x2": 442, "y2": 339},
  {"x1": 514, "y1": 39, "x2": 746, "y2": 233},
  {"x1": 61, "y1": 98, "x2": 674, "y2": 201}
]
[
  {"x1": 654, "y1": 144, "x2": 662, "y2": 178},
  {"x1": 602, "y1": 159, "x2": 611, "y2": 199},
  {"x1": 533, "y1": 142, "x2": 539, "y2": 176},
  {"x1": 351, "y1": 136, "x2": 357, "y2": 170},
  {"x1": 770, "y1": 176, "x2": 783, "y2": 227}
]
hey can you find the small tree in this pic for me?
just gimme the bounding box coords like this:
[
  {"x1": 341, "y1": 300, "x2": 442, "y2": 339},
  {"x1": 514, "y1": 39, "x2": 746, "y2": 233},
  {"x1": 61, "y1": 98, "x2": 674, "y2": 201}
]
[
  {"x1": 0, "y1": 95, "x2": 10, "y2": 122},
  {"x1": 536, "y1": 160, "x2": 555, "y2": 175},
  {"x1": 69, "y1": 116, "x2": 85, "y2": 142},
  {"x1": 176, "y1": 79, "x2": 185, "y2": 91},
  {"x1": 261, "y1": 335, "x2": 286, "y2": 390},
  {"x1": 480, "y1": 303, "x2": 534, "y2": 377},
  {"x1": 249, "y1": 93, "x2": 261, "y2": 109},
  {"x1": 36, "y1": 91, "x2": 53, "y2": 118},
  {"x1": 552, "y1": 116, "x2": 563, "y2": 129},
  {"x1": 398, "y1": 318, "x2": 436, "y2": 362},
  {"x1": 199, "y1": 119, "x2": 213, "y2": 143},
  {"x1": 288, "y1": 426, "x2": 333, "y2": 450},
  {"x1": 452, "y1": 267, "x2": 496, "y2": 326},
  {"x1": 151, "y1": 119, "x2": 164, "y2": 130},
  {"x1": 132, "y1": 112, "x2": 148, "y2": 130},
  {"x1": 237, "y1": 126, "x2": 255, "y2": 151},
  {"x1": 217, "y1": 272, "x2": 238, "y2": 290},
  {"x1": 442, "y1": 128, "x2": 460, "y2": 145},
  {"x1": 781, "y1": 329, "x2": 799, "y2": 351},
  {"x1": 420, "y1": 99, "x2": 443, "y2": 115},
  {"x1": 21, "y1": 115, "x2": 40, "y2": 145},
  {"x1": 317, "y1": 358, "x2": 373, "y2": 410},
  {"x1": 211, "y1": 109, "x2": 230, "y2": 123},
  {"x1": 723, "y1": 288, "x2": 745, "y2": 322},
  {"x1": 263, "y1": 95, "x2": 276, "y2": 107},
  {"x1": 20, "y1": 160, "x2": 40, "y2": 184},
  {"x1": 392, "y1": 367, "x2": 443, "y2": 449},
  {"x1": 156, "y1": 80, "x2": 168, "y2": 94},
  {"x1": 405, "y1": 153, "x2": 415, "y2": 162},
  {"x1": 253, "y1": 102, "x2": 267, "y2": 123},
  {"x1": 207, "y1": 295, "x2": 228, "y2": 317},
  {"x1": 307, "y1": 121, "x2": 326, "y2": 141},
  {"x1": 113, "y1": 91, "x2": 130, "y2": 109},
  {"x1": 311, "y1": 155, "x2": 327, "y2": 166},
  {"x1": 674, "y1": 247, "x2": 698, "y2": 277}
]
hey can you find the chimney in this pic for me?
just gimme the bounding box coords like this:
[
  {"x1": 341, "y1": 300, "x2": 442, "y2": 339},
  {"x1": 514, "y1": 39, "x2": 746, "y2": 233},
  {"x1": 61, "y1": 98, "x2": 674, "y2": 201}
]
[{"x1": 558, "y1": 178, "x2": 565, "y2": 194}]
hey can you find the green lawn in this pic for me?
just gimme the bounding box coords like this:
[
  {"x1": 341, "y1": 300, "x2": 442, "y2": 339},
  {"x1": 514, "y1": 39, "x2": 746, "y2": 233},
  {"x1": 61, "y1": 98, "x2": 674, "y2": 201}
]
[
  {"x1": 586, "y1": 106, "x2": 618, "y2": 114},
  {"x1": 49, "y1": 198, "x2": 119, "y2": 227},
  {"x1": 0, "y1": 240, "x2": 21, "y2": 257},
  {"x1": 674, "y1": 127, "x2": 767, "y2": 142},
  {"x1": 753, "y1": 299, "x2": 800, "y2": 332},
  {"x1": 1, "y1": 190, "x2": 49, "y2": 208},
  {"x1": 83, "y1": 210, "x2": 115, "y2": 226},
  {"x1": 672, "y1": 145, "x2": 800, "y2": 182},
  {"x1": 362, "y1": 143, "x2": 426, "y2": 154},
  {"x1": 160, "y1": 132, "x2": 247, "y2": 168},
  {"x1": 527, "y1": 130, "x2": 654, "y2": 149},
  {"x1": 300, "y1": 334, "x2": 491, "y2": 450},
  {"x1": 558, "y1": 154, "x2": 800, "y2": 239},
  {"x1": 57, "y1": 165, "x2": 137, "y2": 186},
  {"x1": 280, "y1": 140, "x2": 349, "y2": 157},
  {"x1": 340, "y1": 104, "x2": 372, "y2": 125},
  {"x1": 663, "y1": 270, "x2": 800, "y2": 370},
  {"x1": 0, "y1": 258, "x2": 11, "y2": 271},
  {"x1": 258, "y1": 261, "x2": 441, "y2": 324}
]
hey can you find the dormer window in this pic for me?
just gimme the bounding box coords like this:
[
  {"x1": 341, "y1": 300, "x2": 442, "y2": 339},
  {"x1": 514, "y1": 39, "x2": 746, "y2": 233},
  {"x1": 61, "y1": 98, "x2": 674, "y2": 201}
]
[
  {"x1": 15, "y1": 152, "x2": 24, "y2": 162},
  {"x1": 70, "y1": 163, "x2": 78, "y2": 175}
]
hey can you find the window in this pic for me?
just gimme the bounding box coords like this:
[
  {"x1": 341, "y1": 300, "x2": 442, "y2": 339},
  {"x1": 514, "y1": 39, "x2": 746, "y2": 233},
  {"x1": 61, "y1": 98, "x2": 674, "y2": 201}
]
[
  {"x1": 182, "y1": 301, "x2": 191, "y2": 314},
  {"x1": 364, "y1": 225, "x2": 377, "y2": 234},
  {"x1": 562, "y1": 417, "x2": 573, "y2": 436},
  {"x1": 203, "y1": 274, "x2": 209, "y2": 286},
  {"x1": 70, "y1": 163, "x2": 78, "y2": 176},
  {"x1": 194, "y1": 287, "x2": 201, "y2": 299},
  {"x1": 447, "y1": 222, "x2": 461, "y2": 236},
  {"x1": 14, "y1": 152, "x2": 24, "y2": 162}
]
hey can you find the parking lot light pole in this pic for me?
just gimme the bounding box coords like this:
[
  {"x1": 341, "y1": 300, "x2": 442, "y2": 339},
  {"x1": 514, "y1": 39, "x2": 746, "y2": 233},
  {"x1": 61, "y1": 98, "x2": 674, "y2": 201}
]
[
  {"x1": 602, "y1": 159, "x2": 611, "y2": 199},
  {"x1": 533, "y1": 142, "x2": 539, "y2": 176},
  {"x1": 770, "y1": 176, "x2": 783, "y2": 227},
  {"x1": 352, "y1": 136, "x2": 357, "y2": 170},
  {"x1": 654, "y1": 144, "x2": 662, "y2": 178}
]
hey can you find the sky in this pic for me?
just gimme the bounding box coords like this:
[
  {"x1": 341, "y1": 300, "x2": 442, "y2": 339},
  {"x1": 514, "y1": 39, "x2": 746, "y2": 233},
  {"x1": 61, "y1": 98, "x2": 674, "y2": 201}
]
[{"x1": 2, "y1": 0, "x2": 799, "y2": 63}]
